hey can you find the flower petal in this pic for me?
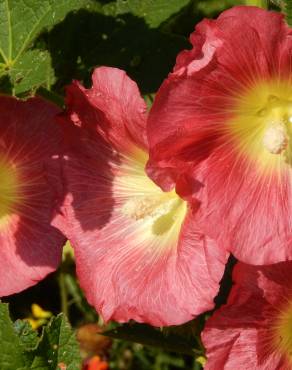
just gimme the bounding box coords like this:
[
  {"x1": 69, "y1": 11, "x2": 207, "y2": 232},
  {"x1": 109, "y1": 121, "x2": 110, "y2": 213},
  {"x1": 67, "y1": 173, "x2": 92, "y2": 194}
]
[
  {"x1": 60, "y1": 139, "x2": 228, "y2": 326},
  {"x1": 0, "y1": 97, "x2": 64, "y2": 296},
  {"x1": 202, "y1": 262, "x2": 292, "y2": 369},
  {"x1": 56, "y1": 67, "x2": 228, "y2": 326},
  {"x1": 147, "y1": 7, "x2": 292, "y2": 263},
  {"x1": 148, "y1": 7, "x2": 288, "y2": 174},
  {"x1": 202, "y1": 296, "x2": 283, "y2": 370},
  {"x1": 65, "y1": 66, "x2": 148, "y2": 152}
]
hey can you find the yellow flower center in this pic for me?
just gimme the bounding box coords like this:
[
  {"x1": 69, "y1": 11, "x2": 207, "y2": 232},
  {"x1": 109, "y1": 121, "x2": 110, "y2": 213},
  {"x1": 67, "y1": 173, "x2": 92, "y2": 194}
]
[
  {"x1": 228, "y1": 79, "x2": 292, "y2": 175},
  {"x1": 115, "y1": 147, "x2": 187, "y2": 242},
  {"x1": 0, "y1": 158, "x2": 19, "y2": 225},
  {"x1": 272, "y1": 300, "x2": 292, "y2": 362},
  {"x1": 123, "y1": 193, "x2": 185, "y2": 236}
]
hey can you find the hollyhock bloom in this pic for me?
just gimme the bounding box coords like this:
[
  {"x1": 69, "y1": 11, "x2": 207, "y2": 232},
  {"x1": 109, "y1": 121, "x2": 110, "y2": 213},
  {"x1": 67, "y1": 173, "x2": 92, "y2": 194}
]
[
  {"x1": 202, "y1": 262, "x2": 292, "y2": 369},
  {"x1": 0, "y1": 96, "x2": 64, "y2": 295},
  {"x1": 56, "y1": 67, "x2": 228, "y2": 326},
  {"x1": 147, "y1": 6, "x2": 292, "y2": 264}
]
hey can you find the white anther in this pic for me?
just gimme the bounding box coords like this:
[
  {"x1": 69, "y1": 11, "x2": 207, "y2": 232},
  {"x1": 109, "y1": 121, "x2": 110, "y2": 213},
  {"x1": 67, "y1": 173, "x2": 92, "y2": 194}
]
[{"x1": 262, "y1": 123, "x2": 288, "y2": 154}]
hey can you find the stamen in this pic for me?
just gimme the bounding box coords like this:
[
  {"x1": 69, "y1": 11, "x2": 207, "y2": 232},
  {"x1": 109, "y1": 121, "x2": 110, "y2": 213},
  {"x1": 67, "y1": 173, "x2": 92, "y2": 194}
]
[
  {"x1": 123, "y1": 197, "x2": 163, "y2": 220},
  {"x1": 122, "y1": 195, "x2": 177, "y2": 221},
  {"x1": 262, "y1": 122, "x2": 288, "y2": 155}
]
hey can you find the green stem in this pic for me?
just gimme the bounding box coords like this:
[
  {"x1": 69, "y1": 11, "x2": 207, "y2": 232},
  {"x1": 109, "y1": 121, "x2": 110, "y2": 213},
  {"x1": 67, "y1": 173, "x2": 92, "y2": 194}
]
[
  {"x1": 59, "y1": 268, "x2": 69, "y2": 319},
  {"x1": 245, "y1": 0, "x2": 268, "y2": 8}
]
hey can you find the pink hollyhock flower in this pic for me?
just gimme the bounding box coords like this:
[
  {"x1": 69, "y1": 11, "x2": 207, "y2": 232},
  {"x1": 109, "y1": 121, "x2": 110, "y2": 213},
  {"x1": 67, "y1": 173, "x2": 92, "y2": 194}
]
[
  {"x1": 202, "y1": 262, "x2": 292, "y2": 369},
  {"x1": 55, "y1": 66, "x2": 228, "y2": 327},
  {"x1": 0, "y1": 96, "x2": 64, "y2": 296},
  {"x1": 147, "y1": 6, "x2": 292, "y2": 264}
]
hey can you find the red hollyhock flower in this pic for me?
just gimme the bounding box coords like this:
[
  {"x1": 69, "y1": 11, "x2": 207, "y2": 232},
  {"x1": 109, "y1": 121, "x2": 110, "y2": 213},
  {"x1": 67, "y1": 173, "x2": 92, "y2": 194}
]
[
  {"x1": 202, "y1": 262, "x2": 292, "y2": 369},
  {"x1": 0, "y1": 96, "x2": 64, "y2": 296},
  {"x1": 55, "y1": 67, "x2": 228, "y2": 326},
  {"x1": 147, "y1": 6, "x2": 292, "y2": 264}
]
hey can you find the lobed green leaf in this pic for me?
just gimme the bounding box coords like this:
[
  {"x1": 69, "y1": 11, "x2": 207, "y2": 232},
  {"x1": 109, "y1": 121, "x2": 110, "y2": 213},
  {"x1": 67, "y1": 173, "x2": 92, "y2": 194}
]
[
  {"x1": 0, "y1": 0, "x2": 94, "y2": 95},
  {"x1": 103, "y1": 0, "x2": 191, "y2": 28}
]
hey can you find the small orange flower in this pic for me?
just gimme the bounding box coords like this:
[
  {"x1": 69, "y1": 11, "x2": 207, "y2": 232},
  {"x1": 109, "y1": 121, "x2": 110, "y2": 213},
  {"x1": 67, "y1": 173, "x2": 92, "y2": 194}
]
[{"x1": 83, "y1": 356, "x2": 109, "y2": 370}]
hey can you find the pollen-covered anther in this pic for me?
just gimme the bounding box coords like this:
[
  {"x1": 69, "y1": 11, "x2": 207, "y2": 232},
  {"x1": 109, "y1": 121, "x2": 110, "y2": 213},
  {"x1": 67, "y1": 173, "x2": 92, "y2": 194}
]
[
  {"x1": 122, "y1": 195, "x2": 176, "y2": 221},
  {"x1": 262, "y1": 123, "x2": 288, "y2": 154}
]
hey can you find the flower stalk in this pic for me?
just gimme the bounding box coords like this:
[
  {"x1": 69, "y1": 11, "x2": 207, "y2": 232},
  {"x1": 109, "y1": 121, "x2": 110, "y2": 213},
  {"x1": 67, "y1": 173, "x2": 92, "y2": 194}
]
[{"x1": 59, "y1": 267, "x2": 69, "y2": 319}]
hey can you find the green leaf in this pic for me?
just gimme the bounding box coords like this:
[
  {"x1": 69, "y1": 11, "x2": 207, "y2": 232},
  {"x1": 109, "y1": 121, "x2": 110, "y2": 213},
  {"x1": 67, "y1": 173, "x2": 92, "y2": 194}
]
[
  {"x1": 284, "y1": 0, "x2": 292, "y2": 25},
  {"x1": 0, "y1": 303, "x2": 28, "y2": 370},
  {"x1": 10, "y1": 50, "x2": 55, "y2": 94},
  {"x1": 104, "y1": 323, "x2": 199, "y2": 356},
  {"x1": 32, "y1": 315, "x2": 81, "y2": 370},
  {"x1": 244, "y1": 0, "x2": 267, "y2": 7},
  {"x1": 0, "y1": 0, "x2": 94, "y2": 94},
  {"x1": 197, "y1": 0, "x2": 242, "y2": 15},
  {"x1": 14, "y1": 320, "x2": 39, "y2": 351},
  {"x1": 0, "y1": 303, "x2": 81, "y2": 370},
  {"x1": 103, "y1": 0, "x2": 191, "y2": 28}
]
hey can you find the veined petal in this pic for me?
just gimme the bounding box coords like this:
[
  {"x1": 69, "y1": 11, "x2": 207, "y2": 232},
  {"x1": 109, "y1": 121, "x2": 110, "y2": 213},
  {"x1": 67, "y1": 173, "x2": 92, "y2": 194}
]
[
  {"x1": 147, "y1": 6, "x2": 292, "y2": 264},
  {"x1": 57, "y1": 67, "x2": 228, "y2": 326},
  {"x1": 65, "y1": 67, "x2": 148, "y2": 153},
  {"x1": 60, "y1": 142, "x2": 227, "y2": 326},
  {"x1": 202, "y1": 262, "x2": 292, "y2": 369},
  {"x1": 0, "y1": 97, "x2": 64, "y2": 296}
]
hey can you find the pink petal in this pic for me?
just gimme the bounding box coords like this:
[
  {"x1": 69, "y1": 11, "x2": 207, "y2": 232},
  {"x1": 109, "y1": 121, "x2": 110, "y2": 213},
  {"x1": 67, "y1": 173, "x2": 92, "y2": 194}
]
[
  {"x1": 65, "y1": 67, "x2": 148, "y2": 152},
  {"x1": 202, "y1": 261, "x2": 292, "y2": 369},
  {"x1": 59, "y1": 141, "x2": 228, "y2": 326},
  {"x1": 0, "y1": 97, "x2": 64, "y2": 296},
  {"x1": 56, "y1": 67, "x2": 228, "y2": 326},
  {"x1": 147, "y1": 6, "x2": 292, "y2": 264}
]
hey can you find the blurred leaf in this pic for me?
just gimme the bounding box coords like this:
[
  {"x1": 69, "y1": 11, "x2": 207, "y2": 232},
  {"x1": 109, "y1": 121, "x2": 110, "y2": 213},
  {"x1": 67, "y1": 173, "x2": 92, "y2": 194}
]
[
  {"x1": 154, "y1": 352, "x2": 185, "y2": 368},
  {"x1": 104, "y1": 0, "x2": 191, "y2": 28},
  {"x1": 245, "y1": 0, "x2": 267, "y2": 6},
  {"x1": 270, "y1": 0, "x2": 283, "y2": 6},
  {"x1": 0, "y1": 0, "x2": 95, "y2": 94},
  {"x1": 65, "y1": 273, "x2": 98, "y2": 322},
  {"x1": 104, "y1": 323, "x2": 200, "y2": 356},
  {"x1": 284, "y1": 0, "x2": 292, "y2": 24}
]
